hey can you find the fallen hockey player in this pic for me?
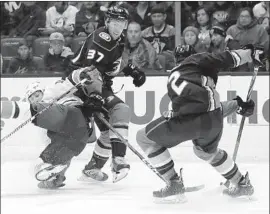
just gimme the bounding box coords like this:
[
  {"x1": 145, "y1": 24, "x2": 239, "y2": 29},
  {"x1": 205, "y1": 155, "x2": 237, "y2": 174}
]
[
  {"x1": 1, "y1": 67, "x2": 104, "y2": 189},
  {"x1": 135, "y1": 46, "x2": 258, "y2": 202}
]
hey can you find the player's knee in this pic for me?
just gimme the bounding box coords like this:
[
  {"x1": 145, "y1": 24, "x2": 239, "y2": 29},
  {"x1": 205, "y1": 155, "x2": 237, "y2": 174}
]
[
  {"x1": 136, "y1": 128, "x2": 155, "y2": 152},
  {"x1": 40, "y1": 141, "x2": 83, "y2": 165},
  {"x1": 98, "y1": 130, "x2": 110, "y2": 145},
  {"x1": 193, "y1": 145, "x2": 219, "y2": 162},
  {"x1": 110, "y1": 103, "x2": 130, "y2": 123}
]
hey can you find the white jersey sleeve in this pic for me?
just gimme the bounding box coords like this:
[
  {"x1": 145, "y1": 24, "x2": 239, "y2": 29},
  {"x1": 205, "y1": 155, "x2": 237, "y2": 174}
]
[{"x1": 43, "y1": 79, "x2": 83, "y2": 106}]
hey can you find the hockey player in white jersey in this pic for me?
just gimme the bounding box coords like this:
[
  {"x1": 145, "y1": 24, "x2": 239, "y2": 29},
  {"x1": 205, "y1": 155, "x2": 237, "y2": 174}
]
[{"x1": 2, "y1": 67, "x2": 104, "y2": 189}]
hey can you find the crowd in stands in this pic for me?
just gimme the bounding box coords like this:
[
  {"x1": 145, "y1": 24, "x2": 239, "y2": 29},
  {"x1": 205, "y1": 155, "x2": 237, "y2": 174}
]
[{"x1": 0, "y1": 1, "x2": 269, "y2": 75}]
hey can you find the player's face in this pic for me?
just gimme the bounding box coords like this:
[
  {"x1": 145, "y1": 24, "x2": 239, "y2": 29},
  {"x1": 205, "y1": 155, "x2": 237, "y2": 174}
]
[
  {"x1": 127, "y1": 23, "x2": 142, "y2": 46},
  {"x1": 107, "y1": 19, "x2": 127, "y2": 40},
  {"x1": 197, "y1": 9, "x2": 209, "y2": 26},
  {"x1": 151, "y1": 13, "x2": 166, "y2": 27},
  {"x1": 28, "y1": 91, "x2": 43, "y2": 104},
  {"x1": 18, "y1": 45, "x2": 30, "y2": 60},
  {"x1": 50, "y1": 40, "x2": 64, "y2": 55},
  {"x1": 184, "y1": 31, "x2": 197, "y2": 46}
]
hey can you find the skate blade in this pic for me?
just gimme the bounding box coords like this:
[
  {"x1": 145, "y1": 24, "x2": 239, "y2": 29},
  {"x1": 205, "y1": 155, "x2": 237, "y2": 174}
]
[
  {"x1": 112, "y1": 168, "x2": 129, "y2": 183},
  {"x1": 35, "y1": 165, "x2": 67, "y2": 181},
  {"x1": 153, "y1": 194, "x2": 187, "y2": 204},
  {"x1": 38, "y1": 181, "x2": 65, "y2": 189},
  {"x1": 77, "y1": 174, "x2": 108, "y2": 183}
]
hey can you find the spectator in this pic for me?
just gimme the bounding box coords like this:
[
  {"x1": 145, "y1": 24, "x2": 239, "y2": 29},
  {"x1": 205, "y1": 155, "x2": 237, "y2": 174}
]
[
  {"x1": 133, "y1": 2, "x2": 153, "y2": 30},
  {"x1": 155, "y1": 2, "x2": 175, "y2": 26},
  {"x1": 41, "y1": 2, "x2": 78, "y2": 37},
  {"x1": 44, "y1": 32, "x2": 74, "y2": 73},
  {"x1": 211, "y1": 1, "x2": 240, "y2": 27},
  {"x1": 258, "y1": 17, "x2": 269, "y2": 34},
  {"x1": 0, "y1": 1, "x2": 22, "y2": 36},
  {"x1": 209, "y1": 24, "x2": 227, "y2": 54},
  {"x1": 194, "y1": 6, "x2": 212, "y2": 53},
  {"x1": 181, "y1": 2, "x2": 196, "y2": 31},
  {"x1": 182, "y1": 26, "x2": 199, "y2": 47},
  {"x1": 258, "y1": 16, "x2": 270, "y2": 72},
  {"x1": 8, "y1": 2, "x2": 46, "y2": 43},
  {"x1": 253, "y1": 2, "x2": 269, "y2": 19},
  {"x1": 75, "y1": 2, "x2": 102, "y2": 37},
  {"x1": 69, "y1": 1, "x2": 83, "y2": 10},
  {"x1": 226, "y1": 7, "x2": 269, "y2": 53},
  {"x1": 121, "y1": 21, "x2": 164, "y2": 73},
  {"x1": 0, "y1": 53, "x2": 3, "y2": 73},
  {"x1": 142, "y1": 5, "x2": 175, "y2": 70},
  {"x1": 175, "y1": 26, "x2": 199, "y2": 64},
  {"x1": 6, "y1": 40, "x2": 39, "y2": 74}
]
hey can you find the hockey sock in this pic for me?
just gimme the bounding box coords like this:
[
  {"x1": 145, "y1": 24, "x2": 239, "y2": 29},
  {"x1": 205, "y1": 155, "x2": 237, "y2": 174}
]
[
  {"x1": 86, "y1": 138, "x2": 111, "y2": 169},
  {"x1": 210, "y1": 150, "x2": 242, "y2": 185},
  {"x1": 111, "y1": 138, "x2": 127, "y2": 157},
  {"x1": 147, "y1": 147, "x2": 177, "y2": 181},
  {"x1": 1, "y1": 101, "x2": 30, "y2": 120}
]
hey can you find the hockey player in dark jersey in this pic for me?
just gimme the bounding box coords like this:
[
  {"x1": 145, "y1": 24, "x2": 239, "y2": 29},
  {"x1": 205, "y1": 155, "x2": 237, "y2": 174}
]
[
  {"x1": 1, "y1": 67, "x2": 105, "y2": 189},
  {"x1": 136, "y1": 46, "x2": 258, "y2": 201},
  {"x1": 67, "y1": 6, "x2": 146, "y2": 183}
]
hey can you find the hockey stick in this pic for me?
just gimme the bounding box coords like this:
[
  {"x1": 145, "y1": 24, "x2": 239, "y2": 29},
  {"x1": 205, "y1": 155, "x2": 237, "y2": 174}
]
[
  {"x1": 1, "y1": 79, "x2": 88, "y2": 143},
  {"x1": 232, "y1": 66, "x2": 259, "y2": 160},
  {"x1": 222, "y1": 66, "x2": 259, "y2": 188},
  {"x1": 95, "y1": 112, "x2": 205, "y2": 192}
]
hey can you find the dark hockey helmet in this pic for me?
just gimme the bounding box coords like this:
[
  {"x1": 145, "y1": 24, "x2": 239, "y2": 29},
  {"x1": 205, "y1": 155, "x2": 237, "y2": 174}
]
[{"x1": 105, "y1": 6, "x2": 129, "y2": 21}]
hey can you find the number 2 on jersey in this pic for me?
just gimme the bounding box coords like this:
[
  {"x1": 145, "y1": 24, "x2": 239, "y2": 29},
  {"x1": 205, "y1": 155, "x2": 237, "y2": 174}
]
[
  {"x1": 87, "y1": 50, "x2": 104, "y2": 62},
  {"x1": 168, "y1": 71, "x2": 188, "y2": 96}
]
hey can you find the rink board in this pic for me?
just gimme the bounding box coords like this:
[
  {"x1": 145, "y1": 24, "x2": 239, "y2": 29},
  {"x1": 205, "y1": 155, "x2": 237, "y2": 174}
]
[{"x1": 1, "y1": 76, "x2": 269, "y2": 162}]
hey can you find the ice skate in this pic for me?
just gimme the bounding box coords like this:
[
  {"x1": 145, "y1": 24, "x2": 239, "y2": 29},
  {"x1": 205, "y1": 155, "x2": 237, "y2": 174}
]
[
  {"x1": 153, "y1": 169, "x2": 186, "y2": 203},
  {"x1": 223, "y1": 172, "x2": 254, "y2": 198},
  {"x1": 78, "y1": 158, "x2": 108, "y2": 182},
  {"x1": 111, "y1": 156, "x2": 130, "y2": 183},
  {"x1": 38, "y1": 174, "x2": 66, "y2": 189},
  {"x1": 35, "y1": 162, "x2": 68, "y2": 182}
]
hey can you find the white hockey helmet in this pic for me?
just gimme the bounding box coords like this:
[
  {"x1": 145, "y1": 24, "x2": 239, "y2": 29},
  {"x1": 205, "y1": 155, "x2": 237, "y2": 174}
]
[{"x1": 25, "y1": 81, "x2": 44, "y2": 101}]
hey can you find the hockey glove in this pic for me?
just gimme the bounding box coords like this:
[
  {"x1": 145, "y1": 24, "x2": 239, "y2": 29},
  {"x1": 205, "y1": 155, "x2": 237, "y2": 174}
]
[
  {"x1": 122, "y1": 64, "x2": 146, "y2": 87},
  {"x1": 174, "y1": 45, "x2": 195, "y2": 59},
  {"x1": 234, "y1": 96, "x2": 255, "y2": 117},
  {"x1": 69, "y1": 66, "x2": 99, "y2": 86},
  {"x1": 84, "y1": 93, "x2": 104, "y2": 111},
  {"x1": 80, "y1": 93, "x2": 107, "y2": 117},
  {"x1": 241, "y1": 44, "x2": 264, "y2": 67}
]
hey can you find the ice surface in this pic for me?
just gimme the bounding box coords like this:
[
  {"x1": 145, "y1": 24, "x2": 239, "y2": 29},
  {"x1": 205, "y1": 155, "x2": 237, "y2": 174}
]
[{"x1": 1, "y1": 160, "x2": 269, "y2": 214}]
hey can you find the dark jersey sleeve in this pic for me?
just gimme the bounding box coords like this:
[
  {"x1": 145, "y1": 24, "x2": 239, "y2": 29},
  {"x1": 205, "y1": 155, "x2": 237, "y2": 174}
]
[{"x1": 181, "y1": 51, "x2": 237, "y2": 74}]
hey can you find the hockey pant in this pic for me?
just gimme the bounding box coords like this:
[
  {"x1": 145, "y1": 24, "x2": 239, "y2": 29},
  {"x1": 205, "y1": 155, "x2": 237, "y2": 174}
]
[
  {"x1": 136, "y1": 108, "x2": 243, "y2": 185},
  {"x1": 29, "y1": 102, "x2": 93, "y2": 165}
]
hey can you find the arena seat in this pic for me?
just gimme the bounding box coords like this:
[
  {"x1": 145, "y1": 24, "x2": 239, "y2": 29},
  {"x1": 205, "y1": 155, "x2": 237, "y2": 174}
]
[
  {"x1": 32, "y1": 37, "x2": 50, "y2": 57},
  {"x1": 71, "y1": 36, "x2": 87, "y2": 53},
  {"x1": 33, "y1": 56, "x2": 45, "y2": 71},
  {"x1": 1, "y1": 37, "x2": 25, "y2": 58},
  {"x1": 2, "y1": 58, "x2": 11, "y2": 73}
]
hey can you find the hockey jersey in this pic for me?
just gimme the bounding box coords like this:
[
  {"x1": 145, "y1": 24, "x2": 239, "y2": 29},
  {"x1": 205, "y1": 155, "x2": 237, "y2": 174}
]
[
  {"x1": 70, "y1": 27, "x2": 125, "y2": 87},
  {"x1": 142, "y1": 24, "x2": 175, "y2": 53},
  {"x1": 167, "y1": 51, "x2": 237, "y2": 116}
]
